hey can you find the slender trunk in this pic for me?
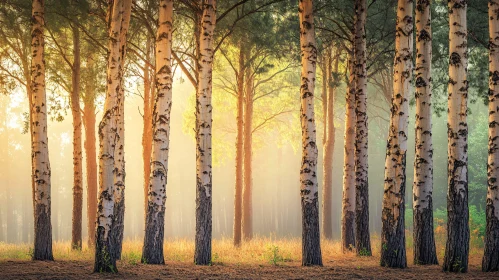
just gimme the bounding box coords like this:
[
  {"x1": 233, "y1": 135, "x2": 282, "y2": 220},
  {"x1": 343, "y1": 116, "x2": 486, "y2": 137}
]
[
  {"x1": 354, "y1": 0, "x2": 371, "y2": 256},
  {"x1": 413, "y1": 0, "x2": 437, "y2": 266},
  {"x1": 443, "y1": 0, "x2": 469, "y2": 273},
  {"x1": 322, "y1": 50, "x2": 338, "y2": 240},
  {"x1": 322, "y1": 51, "x2": 328, "y2": 146},
  {"x1": 483, "y1": 0, "x2": 499, "y2": 272},
  {"x1": 342, "y1": 51, "x2": 356, "y2": 252},
  {"x1": 233, "y1": 44, "x2": 245, "y2": 246},
  {"x1": 111, "y1": 0, "x2": 132, "y2": 260},
  {"x1": 380, "y1": 0, "x2": 412, "y2": 268},
  {"x1": 242, "y1": 63, "x2": 253, "y2": 241},
  {"x1": 6, "y1": 179, "x2": 14, "y2": 242},
  {"x1": 71, "y1": 26, "x2": 83, "y2": 251},
  {"x1": 299, "y1": 0, "x2": 322, "y2": 266},
  {"x1": 94, "y1": 0, "x2": 131, "y2": 272},
  {"x1": 143, "y1": 36, "x2": 153, "y2": 217},
  {"x1": 30, "y1": 0, "x2": 53, "y2": 261},
  {"x1": 142, "y1": 0, "x2": 173, "y2": 264},
  {"x1": 194, "y1": 0, "x2": 216, "y2": 266},
  {"x1": 83, "y1": 98, "x2": 97, "y2": 247}
]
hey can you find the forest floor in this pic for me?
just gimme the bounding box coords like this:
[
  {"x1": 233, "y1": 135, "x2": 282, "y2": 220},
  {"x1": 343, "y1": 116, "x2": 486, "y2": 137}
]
[{"x1": 0, "y1": 236, "x2": 497, "y2": 279}]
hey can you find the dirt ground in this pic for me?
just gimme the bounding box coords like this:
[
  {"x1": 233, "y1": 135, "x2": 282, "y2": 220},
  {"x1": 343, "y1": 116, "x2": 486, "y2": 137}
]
[{"x1": 1, "y1": 255, "x2": 498, "y2": 279}]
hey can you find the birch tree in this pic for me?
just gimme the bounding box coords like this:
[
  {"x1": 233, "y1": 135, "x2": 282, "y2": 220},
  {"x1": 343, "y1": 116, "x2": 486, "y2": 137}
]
[
  {"x1": 353, "y1": 0, "x2": 371, "y2": 256},
  {"x1": 142, "y1": 0, "x2": 173, "y2": 265},
  {"x1": 110, "y1": 0, "x2": 131, "y2": 261},
  {"x1": 483, "y1": 0, "x2": 499, "y2": 272},
  {"x1": 342, "y1": 51, "x2": 356, "y2": 252},
  {"x1": 299, "y1": 0, "x2": 322, "y2": 266},
  {"x1": 194, "y1": 0, "x2": 216, "y2": 266},
  {"x1": 413, "y1": 0, "x2": 437, "y2": 266},
  {"x1": 94, "y1": 0, "x2": 132, "y2": 272},
  {"x1": 30, "y1": 0, "x2": 53, "y2": 261},
  {"x1": 443, "y1": 0, "x2": 469, "y2": 273},
  {"x1": 380, "y1": 0, "x2": 412, "y2": 268}
]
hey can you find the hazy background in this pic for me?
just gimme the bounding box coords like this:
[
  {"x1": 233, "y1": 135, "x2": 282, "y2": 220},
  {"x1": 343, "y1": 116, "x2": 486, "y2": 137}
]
[{"x1": 0, "y1": 70, "x2": 488, "y2": 244}]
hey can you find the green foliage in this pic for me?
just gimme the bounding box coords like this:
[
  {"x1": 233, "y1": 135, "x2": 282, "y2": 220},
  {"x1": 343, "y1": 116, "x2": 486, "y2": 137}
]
[{"x1": 264, "y1": 245, "x2": 284, "y2": 266}]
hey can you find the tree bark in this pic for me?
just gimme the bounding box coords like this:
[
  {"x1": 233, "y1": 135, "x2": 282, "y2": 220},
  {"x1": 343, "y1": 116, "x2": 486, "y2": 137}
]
[
  {"x1": 413, "y1": 0, "x2": 437, "y2": 266},
  {"x1": 83, "y1": 53, "x2": 98, "y2": 247},
  {"x1": 322, "y1": 49, "x2": 336, "y2": 240},
  {"x1": 142, "y1": 0, "x2": 173, "y2": 264},
  {"x1": 380, "y1": 0, "x2": 413, "y2": 268},
  {"x1": 143, "y1": 36, "x2": 154, "y2": 217},
  {"x1": 299, "y1": 0, "x2": 322, "y2": 266},
  {"x1": 353, "y1": 0, "x2": 371, "y2": 257},
  {"x1": 233, "y1": 44, "x2": 245, "y2": 246},
  {"x1": 71, "y1": 25, "x2": 83, "y2": 251},
  {"x1": 94, "y1": 0, "x2": 131, "y2": 272},
  {"x1": 242, "y1": 52, "x2": 253, "y2": 242},
  {"x1": 194, "y1": 0, "x2": 216, "y2": 266},
  {"x1": 443, "y1": 0, "x2": 469, "y2": 273},
  {"x1": 111, "y1": 0, "x2": 132, "y2": 261},
  {"x1": 483, "y1": 0, "x2": 499, "y2": 272},
  {"x1": 30, "y1": 0, "x2": 53, "y2": 261},
  {"x1": 342, "y1": 51, "x2": 356, "y2": 252}
]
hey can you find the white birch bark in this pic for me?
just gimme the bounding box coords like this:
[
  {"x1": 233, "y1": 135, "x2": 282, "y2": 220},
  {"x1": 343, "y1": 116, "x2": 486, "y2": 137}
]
[
  {"x1": 413, "y1": 0, "x2": 437, "y2": 265},
  {"x1": 380, "y1": 0, "x2": 413, "y2": 269},
  {"x1": 30, "y1": 0, "x2": 53, "y2": 261},
  {"x1": 443, "y1": 0, "x2": 469, "y2": 273},
  {"x1": 483, "y1": 0, "x2": 499, "y2": 272},
  {"x1": 142, "y1": 0, "x2": 173, "y2": 265},
  {"x1": 194, "y1": 0, "x2": 216, "y2": 266},
  {"x1": 94, "y1": 0, "x2": 131, "y2": 272},
  {"x1": 299, "y1": 0, "x2": 322, "y2": 266}
]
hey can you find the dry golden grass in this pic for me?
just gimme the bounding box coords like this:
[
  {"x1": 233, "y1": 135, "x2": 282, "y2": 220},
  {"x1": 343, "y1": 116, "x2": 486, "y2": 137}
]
[{"x1": 0, "y1": 232, "x2": 485, "y2": 266}]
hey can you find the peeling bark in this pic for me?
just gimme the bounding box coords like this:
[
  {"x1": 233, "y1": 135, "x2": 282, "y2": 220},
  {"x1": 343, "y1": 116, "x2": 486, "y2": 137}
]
[
  {"x1": 380, "y1": 0, "x2": 413, "y2": 269},
  {"x1": 142, "y1": 0, "x2": 173, "y2": 265},
  {"x1": 194, "y1": 0, "x2": 216, "y2": 266},
  {"x1": 299, "y1": 0, "x2": 322, "y2": 266},
  {"x1": 30, "y1": 0, "x2": 53, "y2": 261},
  {"x1": 233, "y1": 45, "x2": 244, "y2": 246},
  {"x1": 111, "y1": 0, "x2": 132, "y2": 261},
  {"x1": 483, "y1": 0, "x2": 499, "y2": 272},
  {"x1": 443, "y1": 0, "x2": 469, "y2": 273},
  {"x1": 342, "y1": 51, "x2": 356, "y2": 252},
  {"x1": 353, "y1": 0, "x2": 371, "y2": 257},
  {"x1": 94, "y1": 0, "x2": 132, "y2": 273},
  {"x1": 413, "y1": 0, "x2": 437, "y2": 266},
  {"x1": 71, "y1": 26, "x2": 83, "y2": 251}
]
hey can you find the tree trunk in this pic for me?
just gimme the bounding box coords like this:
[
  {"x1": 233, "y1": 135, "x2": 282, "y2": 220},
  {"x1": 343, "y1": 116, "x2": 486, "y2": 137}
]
[
  {"x1": 443, "y1": 0, "x2": 469, "y2": 273},
  {"x1": 298, "y1": 0, "x2": 322, "y2": 266},
  {"x1": 83, "y1": 53, "x2": 97, "y2": 247},
  {"x1": 194, "y1": 0, "x2": 216, "y2": 266},
  {"x1": 142, "y1": 0, "x2": 173, "y2": 264},
  {"x1": 413, "y1": 0, "x2": 437, "y2": 266},
  {"x1": 483, "y1": 0, "x2": 499, "y2": 272},
  {"x1": 111, "y1": 0, "x2": 132, "y2": 261},
  {"x1": 381, "y1": 0, "x2": 412, "y2": 268},
  {"x1": 233, "y1": 44, "x2": 245, "y2": 246},
  {"x1": 242, "y1": 52, "x2": 253, "y2": 242},
  {"x1": 322, "y1": 49, "x2": 338, "y2": 240},
  {"x1": 342, "y1": 51, "x2": 356, "y2": 252},
  {"x1": 30, "y1": 0, "x2": 53, "y2": 261},
  {"x1": 143, "y1": 36, "x2": 154, "y2": 217},
  {"x1": 71, "y1": 25, "x2": 83, "y2": 251},
  {"x1": 353, "y1": 0, "x2": 371, "y2": 257},
  {"x1": 94, "y1": 0, "x2": 131, "y2": 272}
]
